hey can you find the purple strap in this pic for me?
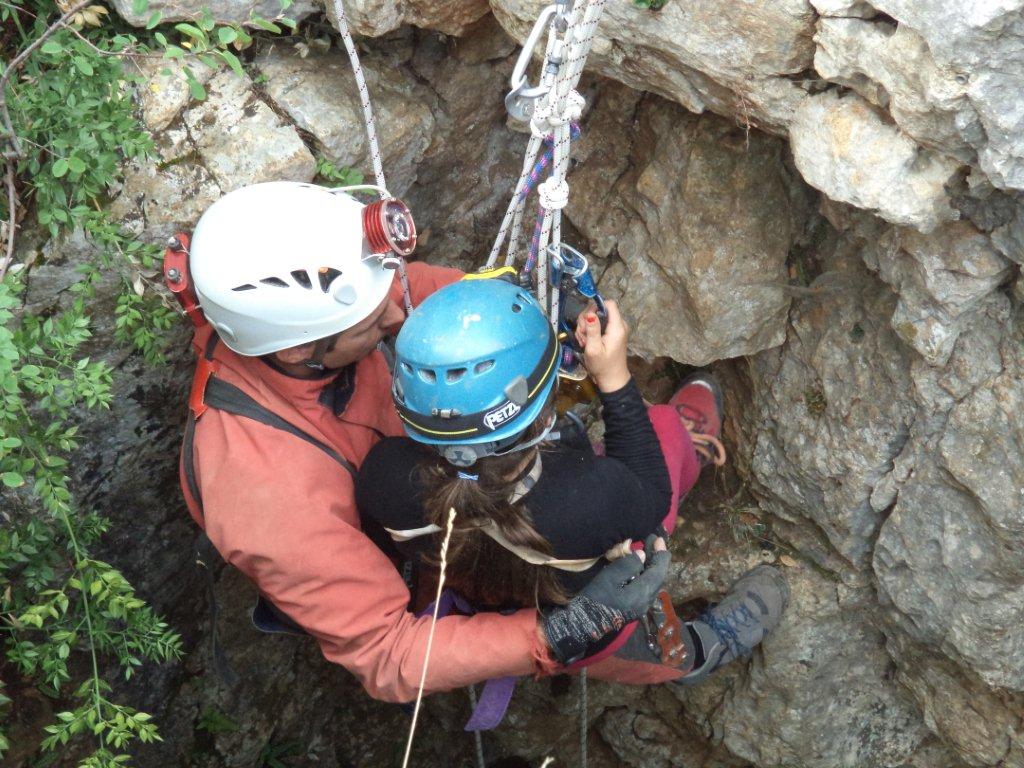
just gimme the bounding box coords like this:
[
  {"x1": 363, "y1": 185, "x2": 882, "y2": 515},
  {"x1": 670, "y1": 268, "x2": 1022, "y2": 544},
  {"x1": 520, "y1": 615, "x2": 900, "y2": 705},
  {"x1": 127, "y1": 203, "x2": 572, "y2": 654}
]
[
  {"x1": 417, "y1": 589, "x2": 519, "y2": 732},
  {"x1": 464, "y1": 675, "x2": 518, "y2": 731}
]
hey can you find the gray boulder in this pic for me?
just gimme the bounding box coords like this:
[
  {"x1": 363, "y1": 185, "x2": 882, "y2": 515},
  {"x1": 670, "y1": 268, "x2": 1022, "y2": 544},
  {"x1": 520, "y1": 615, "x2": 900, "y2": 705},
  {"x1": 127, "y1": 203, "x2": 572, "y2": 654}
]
[
  {"x1": 111, "y1": 0, "x2": 318, "y2": 26},
  {"x1": 790, "y1": 91, "x2": 962, "y2": 233},
  {"x1": 255, "y1": 44, "x2": 435, "y2": 195},
  {"x1": 568, "y1": 86, "x2": 801, "y2": 366}
]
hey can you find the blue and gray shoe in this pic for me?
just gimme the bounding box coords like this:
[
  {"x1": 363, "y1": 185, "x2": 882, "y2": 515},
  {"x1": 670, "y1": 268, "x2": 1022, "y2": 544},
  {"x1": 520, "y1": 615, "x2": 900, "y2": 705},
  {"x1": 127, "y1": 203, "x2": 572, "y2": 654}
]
[{"x1": 677, "y1": 564, "x2": 790, "y2": 685}]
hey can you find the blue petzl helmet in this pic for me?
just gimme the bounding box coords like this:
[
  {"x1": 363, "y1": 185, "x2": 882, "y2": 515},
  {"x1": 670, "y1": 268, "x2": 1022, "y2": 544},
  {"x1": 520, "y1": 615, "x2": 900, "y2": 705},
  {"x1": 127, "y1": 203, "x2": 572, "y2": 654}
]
[{"x1": 392, "y1": 278, "x2": 559, "y2": 466}]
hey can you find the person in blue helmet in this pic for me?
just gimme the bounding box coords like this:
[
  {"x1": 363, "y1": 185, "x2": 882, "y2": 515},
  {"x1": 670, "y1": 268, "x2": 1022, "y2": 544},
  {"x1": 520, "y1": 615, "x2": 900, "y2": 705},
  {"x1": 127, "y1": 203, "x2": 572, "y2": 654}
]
[{"x1": 356, "y1": 277, "x2": 789, "y2": 681}]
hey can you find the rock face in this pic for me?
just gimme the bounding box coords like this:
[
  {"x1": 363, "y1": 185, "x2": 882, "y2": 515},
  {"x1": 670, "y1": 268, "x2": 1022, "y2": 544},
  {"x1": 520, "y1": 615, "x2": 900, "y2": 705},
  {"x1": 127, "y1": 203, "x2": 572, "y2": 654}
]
[
  {"x1": 790, "y1": 91, "x2": 961, "y2": 232},
  {"x1": 737, "y1": 232, "x2": 916, "y2": 575},
  {"x1": 42, "y1": 4, "x2": 1024, "y2": 768},
  {"x1": 716, "y1": 567, "x2": 927, "y2": 768},
  {"x1": 566, "y1": 84, "x2": 805, "y2": 365},
  {"x1": 325, "y1": 0, "x2": 490, "y2": 36},
  {"x1": 112, "y1": 0, "x2": 319, "y2": 26},
  {"x1": 255, "y1": 44, "x2": 436, "y2": 195},
  {"x1": 490, "y1": 0, "x2": 816, "y2": 135}
]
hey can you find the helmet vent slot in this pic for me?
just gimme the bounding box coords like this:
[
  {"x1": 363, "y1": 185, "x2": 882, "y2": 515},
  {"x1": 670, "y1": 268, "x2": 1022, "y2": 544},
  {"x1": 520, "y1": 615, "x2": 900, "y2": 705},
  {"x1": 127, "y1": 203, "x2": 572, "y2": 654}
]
[
  {"x1": 291, "y1": 270, "x2": 312, "y2": 289},
  {"x1": 474, "y1": 360, "x2": 495, "y2": 375},
  {"x1": 446, "y1": 367, "x2": 467, "y2": 384},
  {"x1": 318, "y1": 267, "x2": 342, "y2": 292},
  {"x1": 418, "y1": 369, "x2": 437, "y2": 384},
  {"x1": 517, "y1": 292, "x2": 532, "y2": 304},
  {"x1": 260, "y1": 277, "x2": 289, "y2": 288},
  {"x1": 511, "y1": 303, "x2": 522, "y2": 313},
  {"x1": 232, "y1": 284, "x2": 256, "y2": 291},
  {"x1": 400, "y1": 362, "x2": 414, "y2": 375}
]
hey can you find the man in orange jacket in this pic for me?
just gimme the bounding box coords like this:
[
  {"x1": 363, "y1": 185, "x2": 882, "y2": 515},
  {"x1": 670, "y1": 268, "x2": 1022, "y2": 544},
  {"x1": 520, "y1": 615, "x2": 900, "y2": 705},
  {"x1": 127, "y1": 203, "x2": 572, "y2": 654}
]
[{"x1": 176, "y1": 182, "x2": 670, "y2": 703}]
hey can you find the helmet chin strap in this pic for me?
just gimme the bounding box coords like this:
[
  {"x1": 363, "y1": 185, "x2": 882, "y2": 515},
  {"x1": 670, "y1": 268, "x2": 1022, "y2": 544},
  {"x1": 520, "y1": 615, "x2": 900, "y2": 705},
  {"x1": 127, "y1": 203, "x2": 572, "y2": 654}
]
[
  {"x1": 302, "y1": 334, "x2": 340, "y2": 371},
  {"x1": 491, "y1": 412, "x2": 559, "y2": 458}
]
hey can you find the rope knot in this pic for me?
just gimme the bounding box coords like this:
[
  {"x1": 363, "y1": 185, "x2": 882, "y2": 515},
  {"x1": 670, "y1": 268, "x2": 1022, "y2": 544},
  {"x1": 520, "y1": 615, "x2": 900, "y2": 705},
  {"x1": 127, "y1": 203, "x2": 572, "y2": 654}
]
[
  {"x1": 538, "y1": 178, "x2": 569, "y2": 210},
  {"x1": 530, "y1": 104, "x2": 553, "y2": 138}
]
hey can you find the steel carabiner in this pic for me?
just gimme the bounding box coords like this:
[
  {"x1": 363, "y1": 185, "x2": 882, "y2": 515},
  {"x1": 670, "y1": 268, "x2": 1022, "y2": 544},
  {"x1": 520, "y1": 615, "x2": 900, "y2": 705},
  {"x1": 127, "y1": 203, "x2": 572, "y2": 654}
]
[{"x1": 505, "y1": 4, "x2": 560, "y2": 121}]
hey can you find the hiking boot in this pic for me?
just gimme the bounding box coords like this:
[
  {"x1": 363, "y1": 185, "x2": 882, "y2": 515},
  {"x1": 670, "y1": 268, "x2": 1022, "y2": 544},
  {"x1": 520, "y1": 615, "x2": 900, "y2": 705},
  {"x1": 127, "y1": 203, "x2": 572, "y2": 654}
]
[
  {"x1": 677, "y1": 565, "x2": 790, "y2": 685},
  {"x1": 668, "y1": 372, "x2": 726, "y2": 467}
]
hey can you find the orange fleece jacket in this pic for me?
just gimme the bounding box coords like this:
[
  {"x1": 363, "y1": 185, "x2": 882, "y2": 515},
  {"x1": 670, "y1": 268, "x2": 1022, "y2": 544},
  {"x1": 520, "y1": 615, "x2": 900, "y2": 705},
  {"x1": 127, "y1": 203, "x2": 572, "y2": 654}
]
[{"x1": 180, "y1": 263, "x2": 548, "y2": 702}]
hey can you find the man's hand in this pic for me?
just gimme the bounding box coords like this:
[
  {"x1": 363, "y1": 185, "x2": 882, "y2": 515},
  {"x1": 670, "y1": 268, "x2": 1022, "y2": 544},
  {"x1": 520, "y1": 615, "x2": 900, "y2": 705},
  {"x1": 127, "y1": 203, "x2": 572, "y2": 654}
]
[
  {"x1": 540, "y1": 536, "x2": 670, "y2": 665},
  {"x1": 574, "y1": 299, "x2": 631, "y2": 393}
]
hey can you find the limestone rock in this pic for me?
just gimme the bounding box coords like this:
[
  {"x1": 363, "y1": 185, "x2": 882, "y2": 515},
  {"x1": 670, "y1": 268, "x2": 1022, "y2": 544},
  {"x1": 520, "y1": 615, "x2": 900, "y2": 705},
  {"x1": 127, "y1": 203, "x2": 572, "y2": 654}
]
[
  {"x1": 110, "y1": 123, "x2": 223, "y2": 243},
  {"x1": 255, "y1": 44, "x2": 435, "y2": 195},
  {"x1": 738, "y1": 231, "x2": 916, "y2": 572},
  {"x1": 490, "y1": 0, "x2": 816, "y2": 134},
  {"x1": 571, "y1": 88, "x2": 800, "y2": 365},
  {"x1": 809, "y1": 0, "x2": 876, "y2": 17},
  {"x1": 324, "y1": 0, "x2": 490, "y2": 36},
  {"x1": 874, "y1": 294, "x2": 1024, "y2": 691},
  {"x1": 111, "y1": 0, "x2": 317, "y2": 26},
  {"x1": 715, "y1": 566, "x2": 928, "y2": 768},
  {"x1": 813, "y1": 18, "x2": 977, "y2": 162},
  {"x1": 790, "y1": 91, "x2": 962, "y2": 232},
  {"x1": 867, "y1": 0, "x2": 1024, "y2": 191},
  {"x1": 861, "y1": 222, "x2": 1010, "y2": 365},
  {"x1": 888, "y1": 633, "x2": 1024, "y2": 768},
  {"x1": 136, "y1": 58, "x2": 214, "y2": 133},
  {"x1": 181, "y1": 69, "x2": 315, "y2": 192}
]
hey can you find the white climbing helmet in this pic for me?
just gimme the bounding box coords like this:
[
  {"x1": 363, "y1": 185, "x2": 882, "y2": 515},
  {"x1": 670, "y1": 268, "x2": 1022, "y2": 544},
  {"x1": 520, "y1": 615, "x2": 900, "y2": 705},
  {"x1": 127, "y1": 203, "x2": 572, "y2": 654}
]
[{"x1": 189, "y1": 181, "x2": 396, "y2": 356}]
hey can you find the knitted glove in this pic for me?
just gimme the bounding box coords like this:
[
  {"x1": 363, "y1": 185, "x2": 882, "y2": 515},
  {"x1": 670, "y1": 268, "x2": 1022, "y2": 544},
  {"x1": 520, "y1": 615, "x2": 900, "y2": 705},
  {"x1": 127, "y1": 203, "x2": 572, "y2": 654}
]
[{"x1": 541, "y1": 536, "x2": 670, "y2": 665}]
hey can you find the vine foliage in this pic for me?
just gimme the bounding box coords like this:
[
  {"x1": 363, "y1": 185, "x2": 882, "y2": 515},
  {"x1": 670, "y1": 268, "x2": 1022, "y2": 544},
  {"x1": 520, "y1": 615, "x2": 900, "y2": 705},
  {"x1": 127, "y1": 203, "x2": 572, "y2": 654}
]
[{"x1": 0, "y1": 0, "x2": 293, "y2": 764}]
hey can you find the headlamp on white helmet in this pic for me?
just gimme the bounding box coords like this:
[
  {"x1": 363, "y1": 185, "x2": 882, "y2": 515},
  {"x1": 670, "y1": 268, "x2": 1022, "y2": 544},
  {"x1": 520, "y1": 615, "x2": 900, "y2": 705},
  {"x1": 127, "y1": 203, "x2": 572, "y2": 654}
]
[{"x1": 187, "y1": 181, "x2": 417, "y2": 357}]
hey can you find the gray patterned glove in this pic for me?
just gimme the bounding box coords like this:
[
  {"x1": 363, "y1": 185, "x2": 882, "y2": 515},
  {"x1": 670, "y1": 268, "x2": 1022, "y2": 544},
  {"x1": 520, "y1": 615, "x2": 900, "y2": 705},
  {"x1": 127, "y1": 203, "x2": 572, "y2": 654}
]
[{"x1": 541, "y1": 538, "x2": 670, "y2": 665}]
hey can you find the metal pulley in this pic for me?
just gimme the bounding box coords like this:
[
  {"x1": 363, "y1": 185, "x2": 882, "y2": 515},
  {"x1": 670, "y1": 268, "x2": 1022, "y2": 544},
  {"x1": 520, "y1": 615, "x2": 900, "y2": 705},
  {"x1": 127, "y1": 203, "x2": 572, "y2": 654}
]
[{"x1": 363, "y1": 198, "x2": 417, "y2": 259}]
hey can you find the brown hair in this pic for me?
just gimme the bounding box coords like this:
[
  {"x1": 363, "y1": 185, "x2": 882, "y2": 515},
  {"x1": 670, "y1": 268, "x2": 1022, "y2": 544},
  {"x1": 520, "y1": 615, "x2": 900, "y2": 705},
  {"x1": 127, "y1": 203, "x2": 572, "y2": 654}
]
[{"x1": 418, "y1": 404, "x2": 570, "y2": 608}]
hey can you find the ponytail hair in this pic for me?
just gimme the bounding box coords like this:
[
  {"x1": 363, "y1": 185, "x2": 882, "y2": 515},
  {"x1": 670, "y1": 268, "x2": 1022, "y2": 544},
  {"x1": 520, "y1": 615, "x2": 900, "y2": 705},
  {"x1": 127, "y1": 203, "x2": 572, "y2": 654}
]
[{"x1": 418, "y1": 402, "x2": 570, "y2": 608}]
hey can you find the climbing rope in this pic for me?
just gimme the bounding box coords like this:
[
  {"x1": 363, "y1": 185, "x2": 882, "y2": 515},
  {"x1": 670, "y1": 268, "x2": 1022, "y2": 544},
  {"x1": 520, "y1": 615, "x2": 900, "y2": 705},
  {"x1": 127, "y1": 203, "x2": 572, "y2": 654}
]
[
  {"x1": 327, "y1": 0, "x2": 415, "y2": 314},
  {"x1": 579, "y1": 668, "x2": 588, "y2": 768},
  {"x1": 401, "y1": 508, "x2": 457, "y2": 768},
  {"x1": 328, "y1": 0, "x2": 386, "y2": 192},
  {"x1": 486, "y1": 0, "x2": 610, "y2": 329},
  {"x1": 466, "y1": 685, "x2": 486, "y2": 768}
]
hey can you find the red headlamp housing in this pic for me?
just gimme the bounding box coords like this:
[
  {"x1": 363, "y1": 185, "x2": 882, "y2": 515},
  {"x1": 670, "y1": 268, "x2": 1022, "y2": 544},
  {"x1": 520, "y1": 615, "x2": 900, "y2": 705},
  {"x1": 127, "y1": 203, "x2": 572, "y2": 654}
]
[{"x1": 363, "y1": 198, "x2": 417, "y2": 257}]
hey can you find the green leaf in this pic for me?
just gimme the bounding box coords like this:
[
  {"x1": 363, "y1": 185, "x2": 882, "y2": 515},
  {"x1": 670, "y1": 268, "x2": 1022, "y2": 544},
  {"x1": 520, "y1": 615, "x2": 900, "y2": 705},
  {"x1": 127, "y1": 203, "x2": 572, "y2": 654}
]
[
  {"x1": 73, "y1": 57, "x2": 94, "y2": 76},
  {"x1": 215, "y1": 49, "x2": 244, "y2": 78},
  {"x1": 250, "y1": 17, "x2": 282, "y2": 33},
  {"x1": 175, "y1": 23, "x2": 207, "y2": 42},
  {"x1": 184, "y1": 68, "x2": 207, "y2": 100},
  {"x1": 217, "y1": 26, "x2": 238, "y2": 45},
  {"x1": 67, "y1": 157, "x2": 86, "y2": 175},
  {"x1": 2, "y1": 436, "x2": 22, "y2": 448},
  {"x1": 198, "y1": 8, "x2": 215, "y2": 31},
  {"x1": 146, "y1": 11, "x2": 162, "y2": 29},
  {"x1": 51, "y1": 159, "x2": 69, "y2": 178},
  {"x1": 40, "y1": 41, "x2": 62, "y2": 55},
  {"x1": 1, "y1": 472, "x2": 24, "y2": 488},
  {"x1": 133, "y1": 0, "x2": 148, "y2": 14}
]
